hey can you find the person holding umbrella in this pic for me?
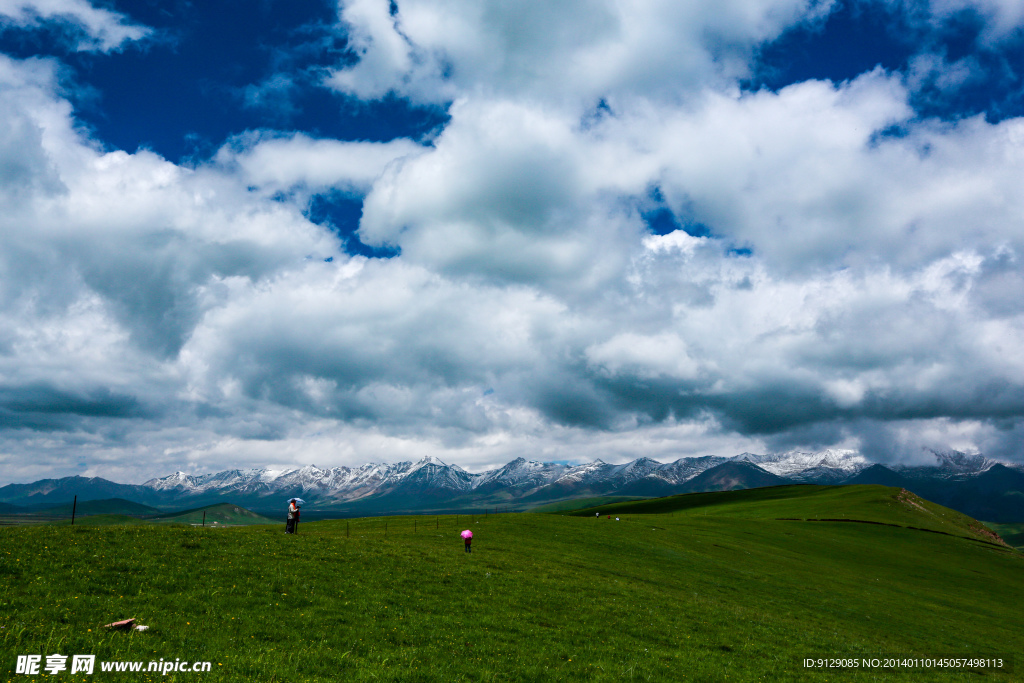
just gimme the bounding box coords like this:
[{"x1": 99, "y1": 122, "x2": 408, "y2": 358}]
[
  {"x1": 461, "y1": 528, "x2": 473, "y2": 553},
  {"x1": 286, "y1": 497, "x2": 304, "y2": 534}
]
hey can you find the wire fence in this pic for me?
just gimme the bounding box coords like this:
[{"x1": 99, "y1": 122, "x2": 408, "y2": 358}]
[
  {"x1": 0, "y1": 514, "x2": 72, "y2": 526},
  {"x1": 292, "y1": 509, "x2": 519, "y2": 538}
]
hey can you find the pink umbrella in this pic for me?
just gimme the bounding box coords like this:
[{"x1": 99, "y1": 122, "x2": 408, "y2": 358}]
[{"x1": 460, "y1": 529, "x2": 473, "y2": 539}]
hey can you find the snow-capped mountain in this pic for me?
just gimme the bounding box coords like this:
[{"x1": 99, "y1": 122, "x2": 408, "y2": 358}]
[
  {"x1": 472, "y1": 458, "x2": 567, "y2": 491},
  {"x1": 146, "y1": 467, "x2": 300, "y2": 494},
  {"x1": 146, "y1": 460, "x2": 418, "y2": 501},
  {"x1": 145, "y1": 470, "x2": 202, "y2": 492},
  {"x1": 655, "y1": 455, "x2": 730, "y2": 482},
  {"x1": 382, "y1": 456, "x2": 479, "y2": 496},
  {"x1": 550, "y1": 460, "x2": 614, "y2": 486},
  {"x1": 140, "y1": 450, "x2": 873, "y2": 506},
  {"x1": 892, "y1": 449, "x2": 998, "y2": 481},
  {"x1": 729, "y1": 449, "x2": 869, "y2": 479},
  {"x1": 137, "y1": 454, "x2": 720, "y2": 506},
  {"x1": 135, "y1": 447, "x2": 1019, "y2": 508},
  {"x1": 604, "y1": 457, "x2": 667, "y2": 484}
]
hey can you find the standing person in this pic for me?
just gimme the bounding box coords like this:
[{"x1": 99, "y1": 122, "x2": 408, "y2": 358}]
[
  {"x1": 286, "y1": 498, "x2": 300, "y2": 534},
  {"x1": 461, "y1": 529, "x2": 472, "y2": 553}
]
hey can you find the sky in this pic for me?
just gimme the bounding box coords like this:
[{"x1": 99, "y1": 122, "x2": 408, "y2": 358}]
[{"x1": 1, "y1": 0, "x2": 1023, "y2": 484}]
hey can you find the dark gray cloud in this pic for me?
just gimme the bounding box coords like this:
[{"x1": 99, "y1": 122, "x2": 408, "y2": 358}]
[
  {"x1": 970, "y1": 249, "x2": 1024, "y2": 317},
  {"x1": 0, "y1": 384, "x2": 148, "y2": 433},
  {"x1": 0, "y1": 108, "x2": 62, "y2": 198},
  {"x1": 0, "y1": 384, "x2": 144, "y2": 418}
]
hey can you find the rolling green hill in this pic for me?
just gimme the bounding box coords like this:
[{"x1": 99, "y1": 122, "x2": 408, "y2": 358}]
[
  {"x1": 148, "y1": 502, "x2": 278, "y2": 526},
  {"x1": 569, "y1": 484, "x2": 1007, "y2": 546},
  {"x1": 527, "y1": 495, "x2": 646, "y2": 513},
  {"x1": 0, "y1": 485, "x2": 1019, "y2": 681}
]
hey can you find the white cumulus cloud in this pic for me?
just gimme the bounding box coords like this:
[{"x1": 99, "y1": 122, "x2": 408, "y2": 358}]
[{"x1": 0, "y1": 0, "x2": 150, "y2": 51}]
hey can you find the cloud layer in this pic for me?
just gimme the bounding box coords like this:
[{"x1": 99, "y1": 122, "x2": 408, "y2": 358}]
[
  {"x1": 1, "y1": 0, "x2": 1023, "y2": 482},
  {"x1": 327, "y1": 0, "x2": 836, "y2": 103},
  {"x1": 0, "y1": 0, "x2": 150, "y2": 51}
]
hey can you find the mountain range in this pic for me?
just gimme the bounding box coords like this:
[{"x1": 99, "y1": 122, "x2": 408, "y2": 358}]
[{"x1": 2, "y1": 449, "x2": 1022, "y2": 522}]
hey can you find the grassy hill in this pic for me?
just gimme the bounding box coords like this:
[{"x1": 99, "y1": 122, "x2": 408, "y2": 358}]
[
  {"x1": 569, "y1": 484, "x2": 1008, "y2": 545},
  {"x1": 148, "y1": 502, "x2": 278, "y2": 526},
  {"x1": 527, "y1": 495, "x2": 646, "y2": 513},
  {"x1": 0, "y1": 485, "x2": 1019, "y2": 681}
]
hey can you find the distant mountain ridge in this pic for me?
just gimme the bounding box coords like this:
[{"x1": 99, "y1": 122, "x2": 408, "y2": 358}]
[
  {"x1": 133, "y1": 449, "x2": 871, "y2": 507},
  {"x1": 1, "y1": 449, "x2": 1021, "y2": 521},
  {"x1": 0, "y1": 476, "x2": 155, "y2": 507}
]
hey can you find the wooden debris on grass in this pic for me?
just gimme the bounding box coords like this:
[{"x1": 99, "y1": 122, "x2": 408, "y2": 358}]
[
  {"x1": 104, "y1": 618, "x2": 135, "y2": 629},
  {"x1": 103, "y1": 618, "x2": 149, "y2": 631}
]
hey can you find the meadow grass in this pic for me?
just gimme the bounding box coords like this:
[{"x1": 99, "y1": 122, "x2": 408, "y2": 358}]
[{"x1": 0, "y1": 485, "x2": 1020, "y2": 682}]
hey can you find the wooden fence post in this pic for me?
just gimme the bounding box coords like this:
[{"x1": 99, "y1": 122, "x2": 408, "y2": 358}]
[{"x1": 71, "y1": 495, "x2": 77, "y2": 526}]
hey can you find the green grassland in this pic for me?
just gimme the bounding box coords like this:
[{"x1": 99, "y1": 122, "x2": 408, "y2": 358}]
[{"x1": 1, "y1": 485, "x2": 1020, "y2": 682}]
